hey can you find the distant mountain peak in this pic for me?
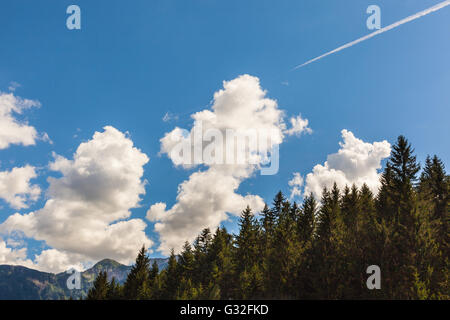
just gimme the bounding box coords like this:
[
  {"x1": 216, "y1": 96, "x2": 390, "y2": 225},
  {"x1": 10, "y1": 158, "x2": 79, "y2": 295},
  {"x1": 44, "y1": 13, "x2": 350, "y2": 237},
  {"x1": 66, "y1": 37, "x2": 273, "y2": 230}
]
[
  {"x1": 0, "y1": 258, "x2": 168, "y2": 300},
  {"x1": 91, "y1": 258, "x2": 126, "y2": 269},
  {"x1": 0, "y1": 257, "x2": 169, "y2": 300}
]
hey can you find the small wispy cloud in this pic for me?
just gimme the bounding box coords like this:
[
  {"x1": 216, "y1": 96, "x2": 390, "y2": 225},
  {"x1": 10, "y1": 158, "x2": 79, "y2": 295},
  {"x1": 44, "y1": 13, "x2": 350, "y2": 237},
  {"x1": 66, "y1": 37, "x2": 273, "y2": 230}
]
[
  {"x1": 288, "y1": 172, "x2": 304, "y2": 200},
  {"x1": 293, "y1": 0, "x2": 450, "y2": 70},
  {"x1": 40, "y1": 132, "x2": 53, "y2": 145},
  {"x1": 162, "y1": 111, "x2": 179, "y2": 122},
  {"x1": 8, "y1": 81, "x2": 21, "y2": 92}
]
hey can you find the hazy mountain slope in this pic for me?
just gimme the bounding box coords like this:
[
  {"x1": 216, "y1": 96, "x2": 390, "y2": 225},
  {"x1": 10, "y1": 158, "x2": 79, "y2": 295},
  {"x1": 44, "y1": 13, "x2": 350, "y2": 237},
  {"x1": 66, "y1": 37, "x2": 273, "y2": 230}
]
[
  {"x1": 0, "y1": 265, "x2": 66, "y2": 299},
  {"x1": 0, "y1": 258, "x2": 168, "y2": 300}
]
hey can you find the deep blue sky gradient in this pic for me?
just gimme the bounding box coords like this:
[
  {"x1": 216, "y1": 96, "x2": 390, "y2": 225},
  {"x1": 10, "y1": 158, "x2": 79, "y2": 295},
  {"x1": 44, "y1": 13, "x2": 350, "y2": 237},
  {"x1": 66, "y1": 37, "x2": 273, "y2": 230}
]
[{"x1": 0, "y1": 0, "x2": 449, "y2": 258}]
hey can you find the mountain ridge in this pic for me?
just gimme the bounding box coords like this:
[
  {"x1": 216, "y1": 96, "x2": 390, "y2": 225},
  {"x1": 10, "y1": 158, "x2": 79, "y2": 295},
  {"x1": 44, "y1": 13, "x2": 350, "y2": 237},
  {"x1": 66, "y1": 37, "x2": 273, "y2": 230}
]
[{"x1": 0, "y1": 257, "x2": 169, "y2": 300}]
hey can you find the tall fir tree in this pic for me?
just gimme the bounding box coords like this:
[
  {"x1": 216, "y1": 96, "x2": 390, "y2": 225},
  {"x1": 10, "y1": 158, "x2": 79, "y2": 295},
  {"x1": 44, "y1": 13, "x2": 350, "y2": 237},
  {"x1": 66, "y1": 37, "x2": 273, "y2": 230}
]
[
  {"x1": 358, "y1": 184, "x2": 384, "y2": 298},
  {"x1": 160, "y1": 249, "x2": 179, "y2": 299},
  {"x1": 295, "y1": 194, "x2": 317, "y2": 298},
  {"x1": 298, "y1": 194, "x2": 317, "y2": 243},
  {"x1": 377, "y1": 136, "x2": 422, "y2": 299},
  {"x1": 87, "y1": 271, "x2": 109, "y2": 300},
  {"x1": 270, "y1": 200, "x2": 301, "y2": 298},
  {"x1": 234, "y1": 206, "x2": 264, "y2": 299},
  {"x1": 106, "y1": 277, "x2": 122, "y2": 300},
  {"x1": 192, "y1": 228, "x2": 213, "y2": 288},
  {"x1": 148, "y1": 260, "x2": 161, "y2": 299},
  {"x1": 312, "y1": 184, "x2": 340, "y2": 298},
  {"x1": 418, "y1": 155, "x2": 449, "y2": 299},
  {"x1": 272, "y1": 191, "x2": 285, "y2": 221},
  {"x1": 123, "y1": 245, "x2": 151, "y2": 299},
  {"x1": 208, "y1": 227, "x2": 235, "y2": 300},
  {"x1": 177, "y1": 242, "x2": 198, "y2": 299}
]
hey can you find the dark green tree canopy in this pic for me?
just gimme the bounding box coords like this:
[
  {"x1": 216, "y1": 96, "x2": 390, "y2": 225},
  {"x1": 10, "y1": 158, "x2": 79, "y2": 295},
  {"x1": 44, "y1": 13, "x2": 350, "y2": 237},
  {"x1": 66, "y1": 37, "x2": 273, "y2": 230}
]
[{"x1": 88, "y1": 136, "x2": 448, "y2": 300}]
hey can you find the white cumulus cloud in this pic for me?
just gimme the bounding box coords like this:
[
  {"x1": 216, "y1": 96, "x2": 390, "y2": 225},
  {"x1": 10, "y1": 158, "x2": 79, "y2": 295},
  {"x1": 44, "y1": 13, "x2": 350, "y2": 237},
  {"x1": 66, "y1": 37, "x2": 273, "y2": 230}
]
[
  {"x1": 148, "y1": 169, "x2": 264, "y2": 254},
  {"x1": 149, "y1": 74, "x2": 310, "y2": 254},
  {"x1": 0, "y1": 93, "x2": 41, "y2": 150},
  {"x1": 303, "y1": 129, "x2": 391, "y2": 199},
  {"x1": 0, "y1": 126, "x2": 152, "y2": 272},
  {"x1": 0, "y1": 165, "x2": 41, "y2": 209}
]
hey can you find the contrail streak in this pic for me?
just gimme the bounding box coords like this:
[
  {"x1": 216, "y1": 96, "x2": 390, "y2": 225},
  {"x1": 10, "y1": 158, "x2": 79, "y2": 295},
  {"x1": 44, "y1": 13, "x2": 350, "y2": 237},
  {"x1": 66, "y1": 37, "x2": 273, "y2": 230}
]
[{"x1": 293, "y1": 0, "x2": 450, "y2": 70}]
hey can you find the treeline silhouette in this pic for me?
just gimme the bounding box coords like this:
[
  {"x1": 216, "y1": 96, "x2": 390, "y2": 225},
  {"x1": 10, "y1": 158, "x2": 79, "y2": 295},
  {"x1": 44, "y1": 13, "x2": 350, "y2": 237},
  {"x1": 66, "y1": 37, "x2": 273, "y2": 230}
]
[{"x1": 87, "y1": 136, "x2": 448, "y2": 300}]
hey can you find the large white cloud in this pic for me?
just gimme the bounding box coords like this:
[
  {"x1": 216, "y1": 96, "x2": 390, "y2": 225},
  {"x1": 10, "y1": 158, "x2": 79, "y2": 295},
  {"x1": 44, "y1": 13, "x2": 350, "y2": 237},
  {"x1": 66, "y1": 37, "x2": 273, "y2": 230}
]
[
  {"x1": 0, "y1": 93, "x2": 41, "y2": 149},
  {"x1": 148, "y1": 74, "x2": 311, "y2": 254},
  {"x1": 0, "y1": 126, "x2": 152, "y2": 272},
  {"x1": 0, "y1": 165, "x2": 41, "y2": 209},
  {"x1": 148, "y1": 170, "x2": 264, "y2": 255},
  {"x1": 303, "y1": 129, "x2": 391, "y2": 199}
]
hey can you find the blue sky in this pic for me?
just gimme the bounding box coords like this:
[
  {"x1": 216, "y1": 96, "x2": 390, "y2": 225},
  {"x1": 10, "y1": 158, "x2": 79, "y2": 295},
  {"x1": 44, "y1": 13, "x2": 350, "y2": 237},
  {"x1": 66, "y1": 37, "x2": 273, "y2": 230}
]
[{"x1": 0, "y1": 0, "x2": 449, "y2": 268}]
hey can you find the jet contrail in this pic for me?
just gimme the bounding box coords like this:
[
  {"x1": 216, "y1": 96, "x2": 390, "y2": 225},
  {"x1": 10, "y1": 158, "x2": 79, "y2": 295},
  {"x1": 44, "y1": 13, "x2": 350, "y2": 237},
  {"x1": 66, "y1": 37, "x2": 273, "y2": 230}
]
[{"x1": 293, "y1": 0, "x2": 450, "y2": 70}]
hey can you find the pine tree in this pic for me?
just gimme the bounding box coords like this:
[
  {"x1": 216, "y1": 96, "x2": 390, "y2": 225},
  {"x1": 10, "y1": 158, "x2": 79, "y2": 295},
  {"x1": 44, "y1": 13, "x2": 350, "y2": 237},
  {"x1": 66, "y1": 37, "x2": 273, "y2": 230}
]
[
  {"x1": 316, "y1": 185, "x2": 339, "y2": 243},
  {"x1": 106, "y1": 277, "x2": 122, "y2": 300},
  {"x1": 123, "y1": 245, "x2": 151, "y2": 299},
  {"x1": 176, "y1": 243, "x2": 200, "y2": 300},
  {"x1": 150, "y1": 260, "x2": 159, "y2": 282},
  {"x1": 160, "y1": 249, "x2": 179, "y2": 299},
  {"x1": 178, "y1": 242, "x2": 195, "y2": 285},
  {"x1": 341, "y1": 185, "x2": 359, "y2": 232},
  {"x1": 295, "y1": 194, "x2": 317, "y2": 298},
  {"x1": 377, "y1": 164, "x2": 396, "y2": 223},
  {"x1": 264, "y1": 192, "x2": 286, "y2": 298},
  {"x1": 260, "y1": 203, "x2": 274, "y2": 298},
  {"x1": 261, "y1": 203, "x2": 275, "y2": 235},
  {"x1": 312, "y1": 184, "x2": 340, "y2": 298},
  {"x1": 418, "y1": 155, "x2": 449, "y2": 299},
  {"x1": 377, "y1": 136, "x2": 422, "y2": 299},
  {"x1": 235, "y1": 207, "x2": 260, "y2": 262},
  {"x1": 149, "y1": 261, "x2": 162, "y2": 299},
  {"x1": 333, "y1": 185, "x2": 361, "y2": 298},
  {"x1": 192, "y1": 228, "x2": 213, "y2": 287},
  {"x1": 270, "y1": 200, "x2": 301, "y2": 298},
  {"x1": 208, "y1": 227, "x2": 235, "y2": 300},
  {"x1": 234, "y1": 206, "x2": 264, "y2": 299},
  {"x1": 357, "y1": 184, "x2": 384, "y2": 298},
  {"x1": 298, "y1": 194, "x2": 316, "y2": 243},
  {"x1": 87, "y1": 271, "x2": 109, "y2": 300},
  {"x1": 420, "y1": 156, "x2": 449, "y2": 246},
  {"x1": 177, "y1": 277, "x2": 198, "y2": 300},
  {"x1": 272, "y1": 191, "x2": 285, "y2": 221}
]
